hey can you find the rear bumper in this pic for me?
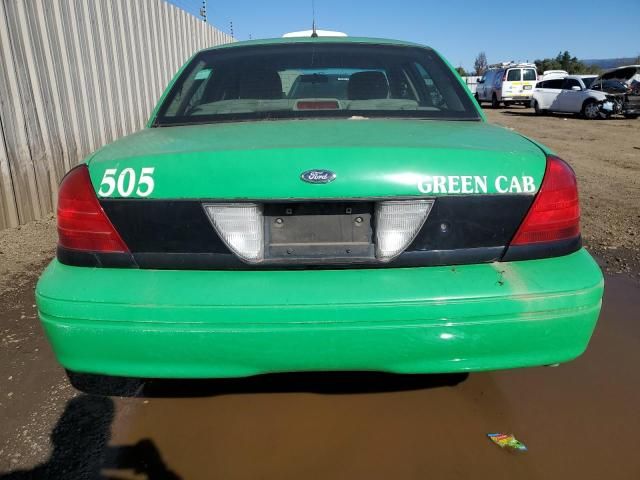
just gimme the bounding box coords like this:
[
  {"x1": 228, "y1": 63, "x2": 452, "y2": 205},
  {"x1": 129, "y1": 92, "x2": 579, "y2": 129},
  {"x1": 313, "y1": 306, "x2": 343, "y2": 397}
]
[
  {"x1": 36, "y1": 249, "x2": 604, "y2": 378},
  {"x1": 502, "y1": 95, "x2": 532, "y2": 101}
]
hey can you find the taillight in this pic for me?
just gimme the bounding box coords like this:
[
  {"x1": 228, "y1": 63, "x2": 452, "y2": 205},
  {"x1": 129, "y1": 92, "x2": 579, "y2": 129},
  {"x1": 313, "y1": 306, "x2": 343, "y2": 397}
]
[
  {"x1": 203, "y1": 203, "x2": 264, "y2": 262},
  {"x1": 57, "y1": 165, "x2": 129, "y2": 253},
  {"x1": 511, "y1": 155, "x2": 580, "y2": 245},
  {"x1": 374, "y1": 200, "x2": 434, "y2": 261}
]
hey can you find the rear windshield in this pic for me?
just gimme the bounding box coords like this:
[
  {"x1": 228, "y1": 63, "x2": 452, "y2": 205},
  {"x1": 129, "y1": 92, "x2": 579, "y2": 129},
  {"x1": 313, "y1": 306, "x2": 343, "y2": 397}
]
[
  {"x1": 506, "y1": 69, "x2": 521, "y2": 81},
  {"x1": 523, "y1": 69, "x2": 537, "y2": 81},
  {"x1": 154, "y1": 43, "x2": 480, "y2": 125}
]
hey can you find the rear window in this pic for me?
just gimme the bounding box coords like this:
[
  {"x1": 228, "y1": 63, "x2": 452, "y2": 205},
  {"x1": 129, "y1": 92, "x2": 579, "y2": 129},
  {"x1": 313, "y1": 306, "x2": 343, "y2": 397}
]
[
  {"x1": 523, "y1": 69, "x2": 537, "y2": 81},
  {"x1": 154, "y1": 43, "x2": 480, "y2": 125},
  {"x1": 506, "y1": 69, "x2": 521, "y2": 81}
]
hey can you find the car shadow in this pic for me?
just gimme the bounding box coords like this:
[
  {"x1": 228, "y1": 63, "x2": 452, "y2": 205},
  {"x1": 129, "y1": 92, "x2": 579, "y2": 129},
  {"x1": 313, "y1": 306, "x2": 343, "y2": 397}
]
[
  {"x1": 68, "y1": 370, "x2": 469, "y2": 398},
  {"x1": 499, "y1": 110, "x2": 542, "y2": 118},
  {"x1": 0, "y1": 395, "x2": 181, "y2": 480},
  {"x1": 499, "y1": 110, "x2": 630, "y2": 121}
]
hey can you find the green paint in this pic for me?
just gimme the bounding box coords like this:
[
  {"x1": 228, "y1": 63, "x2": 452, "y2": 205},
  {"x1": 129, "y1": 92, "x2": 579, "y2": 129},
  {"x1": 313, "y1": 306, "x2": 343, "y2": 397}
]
[
  {"x1": 202, "y1": 36, "x2": 430, "y2": 52},
  {"x1": 36, "y1": 250, "x2": 603, "y2": 378}
]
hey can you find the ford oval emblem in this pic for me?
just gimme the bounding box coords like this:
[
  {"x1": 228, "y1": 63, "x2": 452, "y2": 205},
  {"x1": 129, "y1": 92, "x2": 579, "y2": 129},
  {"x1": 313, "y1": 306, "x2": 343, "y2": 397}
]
[{"x1": 301, "y1": 169, "x2": 336, "y2": 184}]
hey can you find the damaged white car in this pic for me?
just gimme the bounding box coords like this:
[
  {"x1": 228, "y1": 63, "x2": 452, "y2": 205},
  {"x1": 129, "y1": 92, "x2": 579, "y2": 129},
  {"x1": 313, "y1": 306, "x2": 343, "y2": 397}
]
[
  {"x1": 590, "y1": 65, "x2": 640, "y2": 119},
  {"x1": 531, "y1": 75, "x2": 615, "y2": 119}
]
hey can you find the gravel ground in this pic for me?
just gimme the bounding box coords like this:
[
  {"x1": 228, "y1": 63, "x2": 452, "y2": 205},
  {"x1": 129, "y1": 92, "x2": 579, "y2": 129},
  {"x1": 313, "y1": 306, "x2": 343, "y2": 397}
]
[
  {"x1": 0, "y1": 216, "x2": 56, "y2": 294},
  {"x1": 483, "y1": 108, "x2": 640, "y2": 277}
]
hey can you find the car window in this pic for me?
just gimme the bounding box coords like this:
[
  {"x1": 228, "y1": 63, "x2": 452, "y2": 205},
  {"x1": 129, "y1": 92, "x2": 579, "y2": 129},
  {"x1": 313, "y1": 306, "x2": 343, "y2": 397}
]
[
  {"x1": 523, "y1": 69, "x2": 537, "y2": 81},
  {"x1": 582, "y1": 77, "x2": 596, "y2": 89},
  {"x1": 155, "y1": 43, "x2": 480, "y2": 124},
  {"x1": 284, "y1": 70, "x2": 352, "y2": 99},
  {"x1": 562, "y1": 79, "x2": 581, "y2": 90},
  {"x1": 506, "y1": 69, "x2": 521, "y2": 81},
  {"x1": 535, "y1": 81, "x2": 545, "y2": 88},
  {"x1": 545, "y1": 79, "x2": 565, "y2": 89}
]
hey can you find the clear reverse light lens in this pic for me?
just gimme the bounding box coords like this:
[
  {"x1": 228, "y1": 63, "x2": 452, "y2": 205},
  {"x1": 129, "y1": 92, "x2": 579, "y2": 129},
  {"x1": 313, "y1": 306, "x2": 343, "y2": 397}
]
[
  {"x1": 375, "y1": 200, "x2": 434, "y2": 261},
  {"x1": 204, "y1": 203, "x2": 264, "y2": 262}
]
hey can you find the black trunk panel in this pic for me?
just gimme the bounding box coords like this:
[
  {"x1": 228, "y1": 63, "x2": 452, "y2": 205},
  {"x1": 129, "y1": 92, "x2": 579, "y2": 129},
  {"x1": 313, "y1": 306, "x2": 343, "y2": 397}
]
[
  {"x1": 409, "y1": 195, "x2": 533, "y2": 251},
  {"x1": 94, "y1": 195, "x2": 535, "y2": 269}
]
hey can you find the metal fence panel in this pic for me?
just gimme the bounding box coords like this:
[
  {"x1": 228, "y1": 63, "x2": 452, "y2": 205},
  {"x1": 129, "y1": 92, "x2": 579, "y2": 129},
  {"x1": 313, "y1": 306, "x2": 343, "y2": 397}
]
[{"x1": 0, "y1": 0, "x2": 233, "y2": 230}]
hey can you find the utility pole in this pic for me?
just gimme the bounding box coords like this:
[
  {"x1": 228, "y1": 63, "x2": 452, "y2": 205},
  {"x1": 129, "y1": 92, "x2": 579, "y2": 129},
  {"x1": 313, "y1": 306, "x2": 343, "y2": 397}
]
[
  {"x1": 199, "y1": 0, "x2": 207, "y2": 22},
  {"x1": 229, "y1": 21, "x2": 234, "y2": 38}
]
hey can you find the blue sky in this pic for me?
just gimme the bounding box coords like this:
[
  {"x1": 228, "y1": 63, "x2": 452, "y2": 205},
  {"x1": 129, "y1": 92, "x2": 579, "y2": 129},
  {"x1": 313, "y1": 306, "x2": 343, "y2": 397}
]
[{"x1": 168, "y1": 0, "x2": 638, "y2": 71}]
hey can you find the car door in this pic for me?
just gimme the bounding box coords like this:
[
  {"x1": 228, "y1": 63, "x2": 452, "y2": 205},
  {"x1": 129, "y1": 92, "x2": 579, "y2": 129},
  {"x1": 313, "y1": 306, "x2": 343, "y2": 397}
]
[
  {"x1": 532, "y1": 80, "x2": 546, "y2": 107},
  {"x1": 540, "y1": 79, "x2": 564, "y2": 109},
  {"x1": 522, "y1": 68, "x2": 537, "y2": 95},
  {"x1": 556, "y1": 78, "x2": 584, "y2": 112},
  {"x1": 476, "y1": 73, "x2": 487, "y2": 99},
  {"x1": 503, "y1": 68, "x2": 521, "y2": 98},
  {"x1": 478, "y1": 71, "x2": 492, "y2": 99}
]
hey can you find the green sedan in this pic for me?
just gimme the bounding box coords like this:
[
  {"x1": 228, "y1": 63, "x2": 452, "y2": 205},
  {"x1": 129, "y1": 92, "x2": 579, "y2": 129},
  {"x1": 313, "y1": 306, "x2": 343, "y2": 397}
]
[{"x1": 36, "y1": 37, "x2": 603, "y2": 384}]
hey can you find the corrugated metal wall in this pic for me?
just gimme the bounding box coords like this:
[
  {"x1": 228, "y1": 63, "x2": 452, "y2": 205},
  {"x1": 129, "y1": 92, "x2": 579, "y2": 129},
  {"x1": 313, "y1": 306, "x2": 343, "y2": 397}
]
[{"x1": 0, "y1": 0, "x2": 233, "y2": 230}]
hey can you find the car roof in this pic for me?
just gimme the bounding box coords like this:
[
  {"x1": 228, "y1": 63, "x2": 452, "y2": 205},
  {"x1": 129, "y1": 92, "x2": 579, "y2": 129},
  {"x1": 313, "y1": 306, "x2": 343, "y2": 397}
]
[
  {"x1": 487, "y1": 63, "x2": 536, "y2": 70},
  {"x1": 566, "y1": 75, "x2": 597, "y2": 79},
  {"x1": 199, "y1": 36, "x2": 430, "y2": 53}
]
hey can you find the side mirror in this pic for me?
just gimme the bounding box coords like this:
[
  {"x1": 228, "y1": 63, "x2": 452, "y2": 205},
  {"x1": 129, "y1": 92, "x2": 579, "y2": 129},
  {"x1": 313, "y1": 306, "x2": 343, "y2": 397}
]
[{"x1": 571, "y1": 86, "x2": 581, "y2": 91}]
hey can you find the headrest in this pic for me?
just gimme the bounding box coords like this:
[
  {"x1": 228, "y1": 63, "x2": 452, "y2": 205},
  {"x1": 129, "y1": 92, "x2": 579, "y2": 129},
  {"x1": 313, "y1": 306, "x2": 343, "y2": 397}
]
[
  {"x1": 238, "y1": 69, "x2": 283, "y2": 99},
  {"x1": 347, "y1": 71, "x2": 389, "y2": 100}
]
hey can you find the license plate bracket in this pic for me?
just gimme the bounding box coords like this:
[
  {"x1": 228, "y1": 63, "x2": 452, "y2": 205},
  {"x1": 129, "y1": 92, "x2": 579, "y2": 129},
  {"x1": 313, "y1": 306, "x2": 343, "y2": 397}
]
[{"x1": 264, "y1": 202, "x2": 375, "y2": 261}]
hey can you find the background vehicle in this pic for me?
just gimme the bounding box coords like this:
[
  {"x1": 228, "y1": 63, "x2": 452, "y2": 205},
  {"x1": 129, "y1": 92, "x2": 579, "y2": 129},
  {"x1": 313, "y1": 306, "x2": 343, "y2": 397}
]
[
  {"x1": 590, "y1": 65, "x2": 640, "y2": 119},
  {"x1": 541, "y1": 69, "x2": 568, "y2": 80},
  {"x1": 531, "y1": 75, "x2": 610, "y2": 119},
  {"x1": 476, "y1": 62, "x2": 538, "y2": 108}
]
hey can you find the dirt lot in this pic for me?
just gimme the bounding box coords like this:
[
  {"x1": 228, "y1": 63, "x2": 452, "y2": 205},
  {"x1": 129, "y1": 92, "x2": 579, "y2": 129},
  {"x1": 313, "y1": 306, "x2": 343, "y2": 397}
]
[
  {"x1": 483, "y1": 108, "x2": 640, "y2": 276},
  {"x1": 0, "y1": 109, "x2": 639, "y2": 479}
]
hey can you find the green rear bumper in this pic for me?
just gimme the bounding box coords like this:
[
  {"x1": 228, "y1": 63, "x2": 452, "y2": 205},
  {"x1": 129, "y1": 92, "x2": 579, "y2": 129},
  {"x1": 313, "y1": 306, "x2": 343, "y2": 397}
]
[{"x1": 36, "y1": 249, "x2": 603, "y2": 378}]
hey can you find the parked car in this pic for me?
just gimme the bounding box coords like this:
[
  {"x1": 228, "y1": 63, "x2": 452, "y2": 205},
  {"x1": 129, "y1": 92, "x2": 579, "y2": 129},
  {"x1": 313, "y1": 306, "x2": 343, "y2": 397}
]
[
  {"x1": 531, "y1": 75, "x2": 613, "y2": 119},
  {"x1": 36, "y1": 37, "x2": 603, "y2": 391},
  {"x1": 475, "y1": 62, "x2": 538, "y2": 108},
  {"x1": 590, "y1": 65, "x2": 640, "y2": 119}
]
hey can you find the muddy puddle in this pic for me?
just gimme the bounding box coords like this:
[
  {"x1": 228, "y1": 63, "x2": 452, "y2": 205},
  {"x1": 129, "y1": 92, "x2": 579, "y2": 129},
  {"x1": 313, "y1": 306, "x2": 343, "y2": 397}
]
[{"x1": 2, "y1": 274, "x2": 639, "y2": 479}]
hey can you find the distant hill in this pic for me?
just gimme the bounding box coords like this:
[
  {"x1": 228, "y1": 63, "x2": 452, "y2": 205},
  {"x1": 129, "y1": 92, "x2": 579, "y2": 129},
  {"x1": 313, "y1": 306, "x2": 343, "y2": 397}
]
[{"x1": 582, "y1": 57, "x2": 639, "y2": 70}]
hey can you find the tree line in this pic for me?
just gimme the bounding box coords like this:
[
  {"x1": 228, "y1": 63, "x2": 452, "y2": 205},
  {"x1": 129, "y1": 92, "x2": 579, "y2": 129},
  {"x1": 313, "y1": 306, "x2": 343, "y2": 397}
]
[{"x1": 456, "y1": 51, "x2": 603, "y2": 77}]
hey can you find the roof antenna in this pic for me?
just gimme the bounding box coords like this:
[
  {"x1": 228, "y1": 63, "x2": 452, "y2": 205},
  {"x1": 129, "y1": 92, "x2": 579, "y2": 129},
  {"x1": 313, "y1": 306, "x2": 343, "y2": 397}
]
[{"x1": 311, "y1": 0, "x2": 318, "y2": 37}]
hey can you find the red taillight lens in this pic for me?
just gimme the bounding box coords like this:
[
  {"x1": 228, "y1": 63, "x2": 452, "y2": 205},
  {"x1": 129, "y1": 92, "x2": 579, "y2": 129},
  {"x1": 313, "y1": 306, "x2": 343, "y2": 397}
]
[
  {"x1": 511, "y1": 155, "x2": 580, "y2": 245},
  {"x1": 57, "y1": 165, "x2": 129, "y2": 253}
]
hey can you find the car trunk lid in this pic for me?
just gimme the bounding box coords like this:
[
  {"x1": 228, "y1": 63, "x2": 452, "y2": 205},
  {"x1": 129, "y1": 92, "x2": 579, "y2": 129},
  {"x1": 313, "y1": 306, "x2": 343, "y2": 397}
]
[{"x1": 88, "y1": 119, "x2": 546, "y2": 200}]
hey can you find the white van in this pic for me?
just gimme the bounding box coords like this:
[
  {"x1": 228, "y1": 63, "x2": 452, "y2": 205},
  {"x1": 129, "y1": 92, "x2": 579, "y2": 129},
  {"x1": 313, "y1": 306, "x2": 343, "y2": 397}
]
[{"x1": 476, "y1": 63, "x2": 538, "y2": 108}]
